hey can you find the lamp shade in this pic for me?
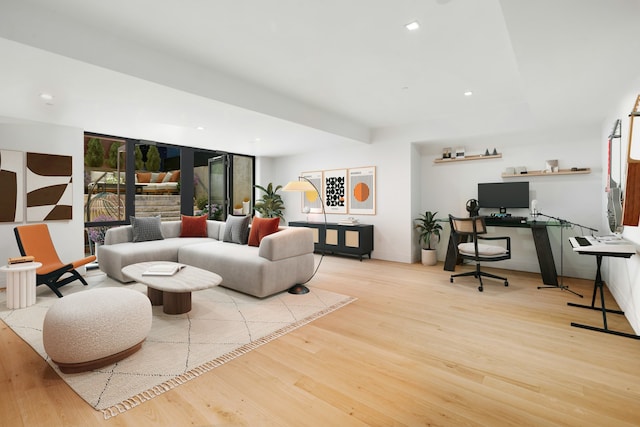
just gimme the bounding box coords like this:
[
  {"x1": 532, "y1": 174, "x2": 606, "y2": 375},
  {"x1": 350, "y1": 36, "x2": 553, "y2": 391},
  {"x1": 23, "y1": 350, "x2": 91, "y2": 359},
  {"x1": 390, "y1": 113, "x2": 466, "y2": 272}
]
[{"x1": 282, "y1": 180, "x2": 316, "y2": 192}]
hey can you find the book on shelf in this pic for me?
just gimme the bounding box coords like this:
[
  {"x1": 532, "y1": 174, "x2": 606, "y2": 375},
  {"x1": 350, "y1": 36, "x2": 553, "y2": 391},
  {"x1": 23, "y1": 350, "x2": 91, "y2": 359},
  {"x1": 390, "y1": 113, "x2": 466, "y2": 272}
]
[{"x1": 142, "y1": 263, "x2": 186, "y2": 276}]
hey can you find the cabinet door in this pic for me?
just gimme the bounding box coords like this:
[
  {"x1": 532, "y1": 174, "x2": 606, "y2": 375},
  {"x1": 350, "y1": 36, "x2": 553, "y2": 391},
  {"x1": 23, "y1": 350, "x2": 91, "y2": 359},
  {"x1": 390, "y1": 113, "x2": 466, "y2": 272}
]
[
  {"x1": 325, "y1": 229, "x2": 339, "y2": 246},
  {"x1": 345, "y1": 230, "x2": 360, "y2": 248}
]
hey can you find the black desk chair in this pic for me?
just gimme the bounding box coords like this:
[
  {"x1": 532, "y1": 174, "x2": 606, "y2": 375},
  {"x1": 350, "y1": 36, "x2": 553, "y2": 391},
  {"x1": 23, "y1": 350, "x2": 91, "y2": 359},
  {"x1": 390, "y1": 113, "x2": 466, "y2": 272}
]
[{"x1": 448, "y1": 215, "x2": 511, "y2": 292}]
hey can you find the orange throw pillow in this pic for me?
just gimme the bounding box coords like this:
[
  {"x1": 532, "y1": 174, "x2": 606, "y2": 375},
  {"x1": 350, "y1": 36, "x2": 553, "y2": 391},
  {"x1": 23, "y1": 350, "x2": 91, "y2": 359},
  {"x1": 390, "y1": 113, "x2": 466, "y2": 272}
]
[
  {"x1": 137, "y1": 172, "x2": 152, "y2": 183},
  {"x1": 180, "y1": 215, "x2": 208, "y2": 237},
  {"x1": 248, "y1": 217, "x2": 280, "y2": 247}
]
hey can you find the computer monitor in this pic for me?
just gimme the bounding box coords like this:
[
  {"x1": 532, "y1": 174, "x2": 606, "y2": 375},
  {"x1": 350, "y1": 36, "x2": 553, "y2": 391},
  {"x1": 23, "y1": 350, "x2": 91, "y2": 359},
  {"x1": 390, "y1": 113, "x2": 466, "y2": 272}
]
[{"x1": 477, "y1": 182, "x2": 529, "y2": 213}]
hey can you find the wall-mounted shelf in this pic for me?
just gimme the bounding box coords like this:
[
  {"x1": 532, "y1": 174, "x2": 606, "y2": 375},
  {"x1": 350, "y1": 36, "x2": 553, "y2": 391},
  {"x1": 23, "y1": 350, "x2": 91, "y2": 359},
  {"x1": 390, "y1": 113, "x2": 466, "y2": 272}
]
[
  {"x1": 434, "y1": 153, "x2": 502, "y2": 164},
  {"x1": 501, "y1": 168, "x2": 591, "y2": 178}
]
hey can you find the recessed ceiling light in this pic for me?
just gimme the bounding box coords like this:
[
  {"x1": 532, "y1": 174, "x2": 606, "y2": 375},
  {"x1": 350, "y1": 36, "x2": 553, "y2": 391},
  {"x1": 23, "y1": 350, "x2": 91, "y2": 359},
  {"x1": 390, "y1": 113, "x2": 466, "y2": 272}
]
[
  {"x1": 196, "y1": 126, "x2": 205, "y2": 130},
  {"x1": 39, "y1": 92, "x2": 54, "y2": 105},
  {"x1": 405, "y1": 21, "x2": 420, "y2": 31},
  {"x1": 464, "y1": 91, "x2": 473, "y2": 96}
]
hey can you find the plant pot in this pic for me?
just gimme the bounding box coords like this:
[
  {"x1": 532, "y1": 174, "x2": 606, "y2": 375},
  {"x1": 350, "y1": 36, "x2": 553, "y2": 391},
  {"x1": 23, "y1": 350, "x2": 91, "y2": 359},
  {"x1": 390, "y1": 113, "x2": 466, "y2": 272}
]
[{"x1": 421, "y1": 248, "x2": 437, "y2": 266}]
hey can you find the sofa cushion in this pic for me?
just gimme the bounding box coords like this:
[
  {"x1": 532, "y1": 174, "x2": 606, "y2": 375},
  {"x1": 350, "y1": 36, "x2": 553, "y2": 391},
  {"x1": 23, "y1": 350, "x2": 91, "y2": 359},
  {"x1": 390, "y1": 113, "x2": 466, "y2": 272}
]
[
  {"x1": 458, "y1": 242, "x2": 507, "y2": 256},
  {"x1": 248, "y1": 217, "x2": 280, "y2": 247},
  {"x1": 136, "y1": 172, "x2": 152, "y2": 183},
  {"x1": 131, "y1": 215, "x2": 164, "y2": 242},
  {"x1": 180, "y1": 215, "x2": 208, "y2": 237},
  {"x1": 223, "y1": 215, "x2": 250, "y2": 244}
]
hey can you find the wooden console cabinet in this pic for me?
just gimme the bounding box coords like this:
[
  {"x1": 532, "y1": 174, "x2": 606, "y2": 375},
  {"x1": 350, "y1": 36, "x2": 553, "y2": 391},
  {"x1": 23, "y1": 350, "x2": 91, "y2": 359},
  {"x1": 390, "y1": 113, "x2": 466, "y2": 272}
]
[{"x1": 289, "y1": 221, "x2": 374, "y2": 261}]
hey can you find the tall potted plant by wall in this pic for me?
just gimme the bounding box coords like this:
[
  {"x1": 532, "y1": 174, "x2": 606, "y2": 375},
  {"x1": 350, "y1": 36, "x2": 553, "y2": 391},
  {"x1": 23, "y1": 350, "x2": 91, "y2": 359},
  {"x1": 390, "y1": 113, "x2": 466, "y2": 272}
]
[
  {"x1": 254, "y1": 183, "x2": 285, "y2": 222},
  {"x1": 414, "y1": 210, "x2": 443, "y2": 266}
]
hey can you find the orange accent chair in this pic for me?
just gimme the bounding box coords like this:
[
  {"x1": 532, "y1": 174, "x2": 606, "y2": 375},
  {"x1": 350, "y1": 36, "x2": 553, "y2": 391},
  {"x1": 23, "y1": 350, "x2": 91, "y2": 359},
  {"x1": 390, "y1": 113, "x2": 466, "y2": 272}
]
[{"x1": 14, "y1": 224, "x2": 96, "y2": 298}]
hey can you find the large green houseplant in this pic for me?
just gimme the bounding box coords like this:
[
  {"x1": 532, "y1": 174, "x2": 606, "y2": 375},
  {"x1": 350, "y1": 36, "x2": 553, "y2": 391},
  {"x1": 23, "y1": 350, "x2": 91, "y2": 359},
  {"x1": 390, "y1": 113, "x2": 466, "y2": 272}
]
[
  {"x1": 414, "y1": 210, "x2": 444, "y2": 266},
  {"x1": 254, "y1": 183, "x2": 285, "y2": 222}
]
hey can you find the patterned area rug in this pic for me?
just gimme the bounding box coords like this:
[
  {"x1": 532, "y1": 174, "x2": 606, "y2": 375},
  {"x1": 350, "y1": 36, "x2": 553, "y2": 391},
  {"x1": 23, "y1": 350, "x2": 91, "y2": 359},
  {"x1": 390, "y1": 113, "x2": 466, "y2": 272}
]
[{"x1": 0, "y1": 273, "x2": 355, "y2": 419}]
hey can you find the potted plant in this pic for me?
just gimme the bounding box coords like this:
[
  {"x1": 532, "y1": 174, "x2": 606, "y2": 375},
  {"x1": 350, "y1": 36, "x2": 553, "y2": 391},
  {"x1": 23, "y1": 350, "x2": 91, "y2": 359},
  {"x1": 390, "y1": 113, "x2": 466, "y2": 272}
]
[
  {"x1": 254, "y1": 183, "x2": 285, "y2": 222},
  {"x1": 414, "y1": 210, "x2": 444, "y2": 266}
]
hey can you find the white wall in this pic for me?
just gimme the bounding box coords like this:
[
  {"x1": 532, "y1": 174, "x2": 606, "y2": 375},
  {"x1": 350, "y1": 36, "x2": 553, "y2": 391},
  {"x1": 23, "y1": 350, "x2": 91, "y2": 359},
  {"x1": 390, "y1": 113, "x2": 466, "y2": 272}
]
[
  {"x1": 269, "y1": 137, "x2": 413, "y2": 263},
  {"x1": 0, "y1": 121, "x2": 85, "y2": 287},
  {"x1": 602, "y1": 78, "x2": 640, "y2": 334}
]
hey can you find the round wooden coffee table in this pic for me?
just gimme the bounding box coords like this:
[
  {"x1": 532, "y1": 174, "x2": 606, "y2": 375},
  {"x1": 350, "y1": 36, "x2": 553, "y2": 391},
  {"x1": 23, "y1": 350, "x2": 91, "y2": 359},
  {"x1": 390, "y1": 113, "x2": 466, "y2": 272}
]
[{"x1": 121, "y1": 262, "x2": 222, "y2": 314}]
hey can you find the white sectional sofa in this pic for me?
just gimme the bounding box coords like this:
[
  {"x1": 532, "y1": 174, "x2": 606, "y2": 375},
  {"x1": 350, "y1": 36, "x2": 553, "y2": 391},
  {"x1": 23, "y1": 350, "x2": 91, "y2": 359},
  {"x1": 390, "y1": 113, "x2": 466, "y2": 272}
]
[{"x1": 98, "y1": 219, "x2": 315, "y2": 298}]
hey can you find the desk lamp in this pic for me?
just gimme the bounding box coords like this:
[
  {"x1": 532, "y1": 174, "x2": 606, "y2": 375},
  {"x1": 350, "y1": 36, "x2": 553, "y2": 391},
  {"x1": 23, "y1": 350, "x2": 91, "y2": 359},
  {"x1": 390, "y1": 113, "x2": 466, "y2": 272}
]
[{"x1": 282, "y1": 176, "x2": 326, "y2": 294}]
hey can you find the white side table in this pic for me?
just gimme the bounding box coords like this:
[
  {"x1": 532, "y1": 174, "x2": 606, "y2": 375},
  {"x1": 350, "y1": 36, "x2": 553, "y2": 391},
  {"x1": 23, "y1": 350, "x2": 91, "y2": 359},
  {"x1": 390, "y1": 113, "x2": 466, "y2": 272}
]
[{"x1": 0, "y1": 262, "x2": 42, "y2": 309}]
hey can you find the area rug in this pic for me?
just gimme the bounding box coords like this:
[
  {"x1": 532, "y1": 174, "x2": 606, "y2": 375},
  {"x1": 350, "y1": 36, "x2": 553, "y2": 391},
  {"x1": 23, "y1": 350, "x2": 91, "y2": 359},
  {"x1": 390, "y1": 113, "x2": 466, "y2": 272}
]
[{"x1": 0, "y1": 275, "x2": 355, "y2": 419}]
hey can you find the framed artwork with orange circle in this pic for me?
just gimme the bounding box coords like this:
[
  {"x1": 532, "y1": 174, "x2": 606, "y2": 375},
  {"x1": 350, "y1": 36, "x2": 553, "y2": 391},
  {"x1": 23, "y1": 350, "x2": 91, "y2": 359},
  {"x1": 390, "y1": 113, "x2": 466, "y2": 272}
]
[{"x1": 348, "y1": 166, "x2": 375, "y2": 215}]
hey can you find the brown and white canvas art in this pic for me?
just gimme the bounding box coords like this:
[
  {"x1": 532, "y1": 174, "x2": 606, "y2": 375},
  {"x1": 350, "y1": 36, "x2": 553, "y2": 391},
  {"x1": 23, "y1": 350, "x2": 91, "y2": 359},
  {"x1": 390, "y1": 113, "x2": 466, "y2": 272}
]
[
  {"x1": 26, "y1": 152, "x2": 73, "y2": 221},
  {"x1": 0, "y1": 149, "x2": 24, "y2": 223}
]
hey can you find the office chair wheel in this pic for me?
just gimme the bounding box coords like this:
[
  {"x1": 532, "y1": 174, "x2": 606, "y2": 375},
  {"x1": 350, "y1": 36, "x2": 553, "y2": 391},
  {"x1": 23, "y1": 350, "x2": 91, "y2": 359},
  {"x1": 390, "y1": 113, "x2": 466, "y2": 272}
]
[
  {"x1": 450, "y1": 277, "x2": 454, "y2": 283},
  {"x1": 478, "y1": 286, "x2": 483, "y2": 292},
  {"x1": 504, "y1": 281, "x2": 509, "y2": 287}
]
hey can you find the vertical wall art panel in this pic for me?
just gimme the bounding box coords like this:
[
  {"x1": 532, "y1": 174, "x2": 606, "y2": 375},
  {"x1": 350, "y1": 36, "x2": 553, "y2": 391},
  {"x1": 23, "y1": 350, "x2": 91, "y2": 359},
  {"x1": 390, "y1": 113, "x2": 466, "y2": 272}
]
[
  {"x1": 26, "y1": 152, "x2": 73, "y2": 221},
  {"x1": 348, "y1": 166, "x2": 376, "y2": 215},
  {"x1": 300, "y1": 171, "x2": 323, "y2": 213},
  {"x1": 0, "y1": 150, "x2": 24, "y2": 222},
  {"x1": 323, "y1": 169, "x2": 347, "y2": 214}
]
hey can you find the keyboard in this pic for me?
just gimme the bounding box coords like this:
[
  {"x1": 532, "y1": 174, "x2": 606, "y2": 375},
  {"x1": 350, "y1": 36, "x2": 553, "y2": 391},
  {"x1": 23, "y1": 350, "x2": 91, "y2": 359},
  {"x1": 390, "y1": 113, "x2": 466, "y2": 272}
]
[
  {"x1": 569, "y1": 236, "x2": 635, "y2": 254},
  {"x1": 485, "y1": 216, "x2": 527, "y2": 225}
]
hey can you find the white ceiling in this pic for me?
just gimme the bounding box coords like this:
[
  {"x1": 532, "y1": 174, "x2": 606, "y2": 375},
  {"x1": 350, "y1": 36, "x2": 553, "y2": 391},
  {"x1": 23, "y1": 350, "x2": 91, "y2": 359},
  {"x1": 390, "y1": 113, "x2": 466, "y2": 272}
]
[{"x1": 0, "y1": 0, "x2": 639, "y2": 157}]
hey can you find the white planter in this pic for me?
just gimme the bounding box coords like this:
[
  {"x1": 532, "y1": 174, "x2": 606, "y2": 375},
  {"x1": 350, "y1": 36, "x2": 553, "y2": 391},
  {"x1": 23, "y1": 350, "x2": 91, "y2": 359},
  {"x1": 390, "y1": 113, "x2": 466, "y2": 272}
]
[{"x1": 421, "y1": 249, "x2": 437, "y2": 266}]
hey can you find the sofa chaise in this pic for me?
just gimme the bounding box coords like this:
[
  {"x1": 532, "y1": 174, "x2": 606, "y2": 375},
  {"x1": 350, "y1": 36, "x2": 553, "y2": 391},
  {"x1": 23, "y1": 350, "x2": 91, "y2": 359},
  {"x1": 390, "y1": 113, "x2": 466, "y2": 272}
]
[{"x1": 98, "y1": 218, "x2": 315, "y2": 298}]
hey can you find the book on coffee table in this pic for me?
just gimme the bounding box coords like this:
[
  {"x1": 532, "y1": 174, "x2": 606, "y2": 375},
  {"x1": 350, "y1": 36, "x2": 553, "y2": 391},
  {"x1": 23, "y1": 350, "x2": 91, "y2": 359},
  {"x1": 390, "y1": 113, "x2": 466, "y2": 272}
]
[{"x1": 142, "y1": 263, "x2": 186, "y2": 276}]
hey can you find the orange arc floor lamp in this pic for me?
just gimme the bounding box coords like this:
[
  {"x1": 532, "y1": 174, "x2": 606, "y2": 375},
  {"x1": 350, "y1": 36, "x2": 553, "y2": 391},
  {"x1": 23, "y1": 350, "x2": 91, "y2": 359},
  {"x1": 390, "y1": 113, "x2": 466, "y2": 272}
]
[{"x1": 282, "y1": 176, "x2": 326, "y2": 294}]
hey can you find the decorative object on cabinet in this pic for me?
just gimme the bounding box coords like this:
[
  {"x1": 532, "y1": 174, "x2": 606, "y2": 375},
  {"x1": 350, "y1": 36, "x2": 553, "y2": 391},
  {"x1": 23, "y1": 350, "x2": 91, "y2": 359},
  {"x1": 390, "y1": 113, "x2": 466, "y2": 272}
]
[
  {"x1": 283, "y1": 176, "x2": 327, "y2": 294},
  {"x1": 289, "y1": 221, "x2": 373, "y2": 261},
  {"x1": 442, "y1": 147, "x2": 452, "y2": 159},
  {"x1": 348, "y1": 166, "x2": 376, "y2": 215},
  {"x1": 323, "y1": 169, "x2": 348, "y2": 214}
]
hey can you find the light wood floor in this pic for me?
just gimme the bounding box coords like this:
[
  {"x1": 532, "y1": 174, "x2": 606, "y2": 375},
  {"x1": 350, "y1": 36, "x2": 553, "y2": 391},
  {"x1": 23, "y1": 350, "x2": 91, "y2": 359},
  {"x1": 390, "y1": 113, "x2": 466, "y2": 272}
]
[{"x1": 1, "y1": 257, "x2": 640, "y2": 426}]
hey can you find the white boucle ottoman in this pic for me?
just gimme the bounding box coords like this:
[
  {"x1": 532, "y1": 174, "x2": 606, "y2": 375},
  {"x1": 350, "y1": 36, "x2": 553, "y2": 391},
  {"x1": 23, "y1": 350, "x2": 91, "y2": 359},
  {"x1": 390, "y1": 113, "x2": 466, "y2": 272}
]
[{"x1": 43, "y1": 287, "x2": 152, "y2": 374}]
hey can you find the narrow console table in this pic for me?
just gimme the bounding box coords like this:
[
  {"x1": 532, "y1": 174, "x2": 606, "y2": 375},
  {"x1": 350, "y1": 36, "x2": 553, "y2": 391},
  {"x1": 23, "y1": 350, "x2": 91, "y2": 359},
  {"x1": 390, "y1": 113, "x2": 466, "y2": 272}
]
[
  {"x1": 289, "y1": 221, "x2": 374, "y2": 261},
  {"x1": 444, "y1": 219, "x2": 560, "y2": 286}
]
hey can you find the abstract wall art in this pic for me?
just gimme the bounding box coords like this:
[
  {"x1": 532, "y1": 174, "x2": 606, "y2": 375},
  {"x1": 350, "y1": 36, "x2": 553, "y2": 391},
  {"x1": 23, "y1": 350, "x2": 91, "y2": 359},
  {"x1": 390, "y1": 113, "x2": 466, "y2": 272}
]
[
  {"x1": 348, "y1": 166, "x2": 376, "y2": 215},
  {"x1": 26, "y1": 152, "x2": 73, "y2": 221},
  {"x1": 0, "y1": 150, "x2": 24, "y2": 223},
  {"x1": 323, "y1": 169, "x2": 347, "y2": 214}
]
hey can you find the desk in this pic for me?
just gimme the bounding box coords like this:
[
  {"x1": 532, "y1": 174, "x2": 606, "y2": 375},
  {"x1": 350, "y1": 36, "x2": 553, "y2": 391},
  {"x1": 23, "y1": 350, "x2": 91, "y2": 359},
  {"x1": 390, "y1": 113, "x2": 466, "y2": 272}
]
[
  {"x1": 444, "y1": 220, "x2": 560, "y2": 286},
  {"x1": 567, "y1": 242, "x2": 638, "y2": 339}
]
